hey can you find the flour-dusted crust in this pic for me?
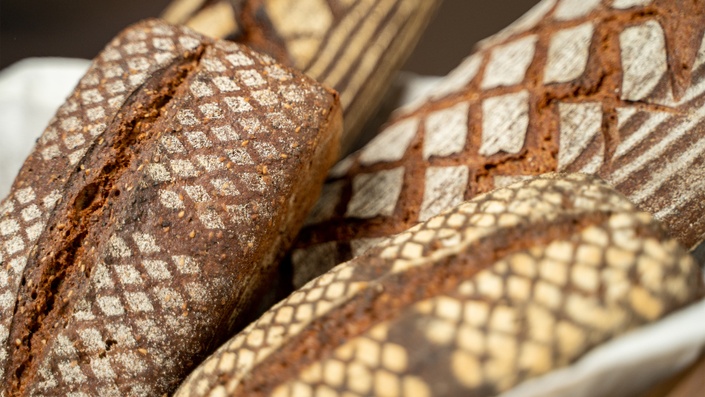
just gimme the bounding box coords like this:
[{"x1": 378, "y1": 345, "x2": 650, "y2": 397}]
[
  {"x1": 168, "y1": 0, "x2": 440, "y2": 153},
  {"x1": 162, "y1": 0, "x2": 239, "y2": 39},
  {"x1": 292, "y1": 0, "x2": 705, "y2": 287},
  {"x1": 176, "y1": 173, "x2": 704, "y2": 397},
  {"x1": 0, "y1": 19, "x2": 341, "y2": 396},
  {"x1": 163, "y1": 0, "x2": 442, "y2": 151}
]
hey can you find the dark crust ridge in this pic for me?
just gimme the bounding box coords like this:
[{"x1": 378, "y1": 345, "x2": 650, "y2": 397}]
[
  {"x1": 236, "y1": 214, "x2": 617, "y2": 396},
  {"x1": 4, "y1": 45, "x2": 206, "y2": 395},
  {"x1": 226, "y1": 0, "x2": 441, "y2": 153},
  {"x1": 286, "y1": 0, "x2": 705, "y2": 295},
  {"x1": 231, "y1": 0, "x2": 291, "y2": 68},
  {"x1": 0, "y1": 18, "x2": 342, "y2": 396},
  {"x1": 174, "y1": 174, "x2": 704, "y2": 397},
  {"x1": 236, "y1": 205, "x2": 694, "y2": 396}
]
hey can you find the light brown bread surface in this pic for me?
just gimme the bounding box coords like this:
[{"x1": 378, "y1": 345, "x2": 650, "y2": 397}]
[
  {"x1": 0, "y1": 19, "x2": 341, "y2": 396},
  {"x1": 163, "y1": 0, "x2": 442, "y2": 153},
  {"x1": 162, "y1": 0, "x2": 239, "y2": 39},
  {"x1": 291, "y1": 0, "x2": 705, "y2": 288},
  {"x1": 176, "y1": 173, "x2": 704, "y2": 397}
]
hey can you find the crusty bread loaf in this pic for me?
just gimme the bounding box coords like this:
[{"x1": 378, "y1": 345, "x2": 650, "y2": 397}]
[
  {"x1": 0, "y1": 19, "x2": 341, "y2": 396},
  {"x1": 175, "y1": 173, "x2": 704, "y2": 397},
  {"x1": 291, "y1": 0, "x2": 705, "y2": 288},
  {"x1": 163, "y1": 0, "x2": 442, "y2": 154},
  {"x1": 162, "y1": 0, "x2": 239, "y2": 39}
]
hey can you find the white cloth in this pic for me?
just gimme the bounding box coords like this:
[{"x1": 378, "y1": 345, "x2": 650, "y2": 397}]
[{"x1": 0, "y1": 57, "x2": 90, "y2": 198}]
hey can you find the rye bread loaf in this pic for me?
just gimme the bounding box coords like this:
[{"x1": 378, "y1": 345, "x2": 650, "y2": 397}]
[
  {"x1": 175, "y1": 173, "x2": 704, "y2": 397},
  {"x1": 0, "y1": 19, "x2": 341, "y2": 396},
  {"x1": 163, "y1": 0, "x2": 441, "y2": 154},
  {"x1": 290, "y1": 0, "x2": 705, "y2": 288}
]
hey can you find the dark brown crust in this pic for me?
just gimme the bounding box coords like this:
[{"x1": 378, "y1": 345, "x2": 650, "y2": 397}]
[
  {"x1": 6, "y1": 46, "x2": 206, "y2": 396},
  {"x1": 240, "y1": 214, "x2": 619, "y2": 396},
  {"x1": 0, "y1": 19, "x2": 341, "y2": 396},
  {"x1": 163, "y1": 0, "x2": 441, "y2": 153},
  {"x1": 231, "y1": 0, "x2": 291, "y2": 67},
  {"x1": 228, "y1": 0, "x2": 441, "y2": 154},
  {"x1": 175, "y1": 174, "x2": 704, "y2": 397},
  {"x1": 288, "y1": 0, "x2": 705, "y2": 292}
]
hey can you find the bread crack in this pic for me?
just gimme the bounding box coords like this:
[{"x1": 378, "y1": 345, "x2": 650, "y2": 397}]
[{"x1": 3, "y1": 45, "x2": 207, "y2": 396}]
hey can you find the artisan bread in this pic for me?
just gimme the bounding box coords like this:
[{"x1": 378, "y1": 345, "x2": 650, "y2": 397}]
[
  {"x1": 291, "y1": 0, "x2": 705, "y2": 287},
  {"x1": 0, "y1": 19, "x2": 341, "y2": 396},
  {"x1": 175, "y1": 173, "x2": 704, "y2": 396},
  {"x1": 162, "y1": 0, "x2": 239, "y2": 39},
  {"x1": 163, "y1": 0, "x2": 442, "y2": 154}
]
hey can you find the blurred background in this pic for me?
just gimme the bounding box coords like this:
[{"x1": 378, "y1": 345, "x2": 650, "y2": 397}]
[{"x1": 0, "y1": 0, "x2": 538, "y2": 75}]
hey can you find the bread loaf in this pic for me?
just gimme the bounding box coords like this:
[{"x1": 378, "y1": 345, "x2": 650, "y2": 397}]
[
  {"x1": 163, "y1": 0, "x2": 442, "y2": 153},
  {"x1": 0, "y1": 19, "x2": 341, "y2": 396},
  {"x1": 291, "y1": 0, "x2": 705, "y2": 287},
  {"x1": 175, "y1": 173, "x2": 704, "y2": 397},
  {"x1": 162, "y1": 0, "x2": 239, "y2": 39}
]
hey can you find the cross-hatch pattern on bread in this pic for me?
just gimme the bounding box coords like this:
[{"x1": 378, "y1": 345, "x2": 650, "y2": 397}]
[
  {"x1": 235, "y1": 0, "x2": 441, "y2": 152},
  {"x1": 4, "y1": 43, "x2": 206, "y2": 397},
  {"x1": 175, "y1": 173, "x2": 704, "y2": 396},
  {"x1": 163, "y1": 0, "x2": 442, "y2": 153},
  {"x1": 291, "y1": 0, "x2": 705, "y2": 288},
  {"x1": 0, "y1": 19, "x2": 341, "y2": 396}
]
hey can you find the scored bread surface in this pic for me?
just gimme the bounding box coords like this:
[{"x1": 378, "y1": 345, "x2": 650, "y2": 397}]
[
  {"x1": 236, "y1": 0, "x2": 441, "y2": 152},
  {"x1": 164, "y1": 0, "x2": 442, "y2": 153},
  {"x1": 291, "y1": 0, "x2": 705, "y2": 287},
  {"x1": 176, "y1": 173, "x2": 704, "y2": 397},
  {"x1": 0, "y1": 19, "x2": 341, "y2": 396},
  {"x1": 162, "y1": 0, "x2": 239, "y2": 39}
]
